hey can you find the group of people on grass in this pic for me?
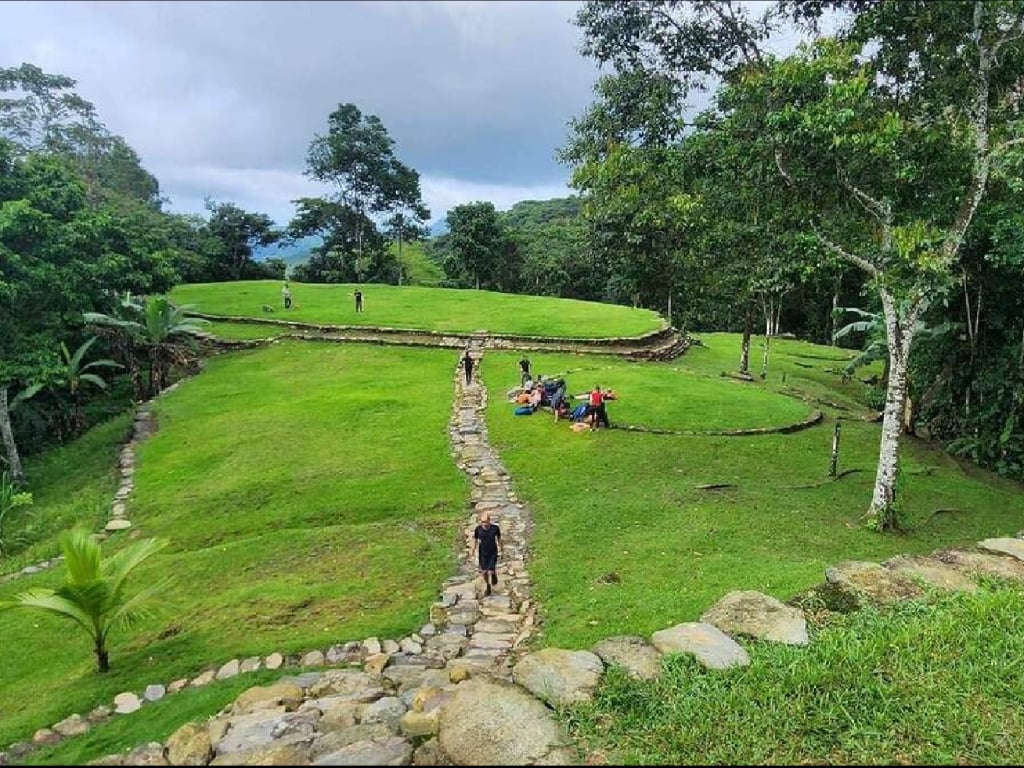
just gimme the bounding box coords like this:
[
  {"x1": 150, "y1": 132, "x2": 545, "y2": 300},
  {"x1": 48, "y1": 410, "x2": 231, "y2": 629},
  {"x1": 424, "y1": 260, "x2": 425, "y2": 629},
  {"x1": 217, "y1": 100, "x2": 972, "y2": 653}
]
[{"x1": 511, "y1": 357, "x2": 614, "y2": 430}]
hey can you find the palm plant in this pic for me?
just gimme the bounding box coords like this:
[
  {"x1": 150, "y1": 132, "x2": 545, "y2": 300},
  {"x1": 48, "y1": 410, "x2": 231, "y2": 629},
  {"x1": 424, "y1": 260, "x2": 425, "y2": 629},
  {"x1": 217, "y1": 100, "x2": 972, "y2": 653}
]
[
  {"x1": 85, "y1": 294, "x2": 208, "y2": 398},
  {"x1": 0, "y1": 528, "x2": 168, "y2": 672},
  {"x1": 54, "y1": 337, "x2": 122, "y2": 436}
]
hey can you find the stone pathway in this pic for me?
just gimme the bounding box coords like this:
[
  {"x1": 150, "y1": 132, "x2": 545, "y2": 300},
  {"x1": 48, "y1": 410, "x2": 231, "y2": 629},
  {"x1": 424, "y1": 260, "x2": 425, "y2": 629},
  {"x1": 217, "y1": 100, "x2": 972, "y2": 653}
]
[{"x1": 430, "y1": 336, "x2": 537, "y2": 680}]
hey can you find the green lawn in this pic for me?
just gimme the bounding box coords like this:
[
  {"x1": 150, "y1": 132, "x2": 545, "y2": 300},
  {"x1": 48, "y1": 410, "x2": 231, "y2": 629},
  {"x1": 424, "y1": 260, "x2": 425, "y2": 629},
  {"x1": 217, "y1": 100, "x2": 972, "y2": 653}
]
[
  {"x1": 488, "y1": 351, "x2": 812, "y2": 432},
  {"x1": 170, "y1": 281, "x2": 664, "y2": 338},
  {"x1": 481, "y1": 335, "x2": 1024, "y2": 650},
  {"x1": 0, "y1": 341, "x2": 466, "y2": 749},
  {"x1": 567, "y1": 584, "x2": 1024, "y2": 765}
]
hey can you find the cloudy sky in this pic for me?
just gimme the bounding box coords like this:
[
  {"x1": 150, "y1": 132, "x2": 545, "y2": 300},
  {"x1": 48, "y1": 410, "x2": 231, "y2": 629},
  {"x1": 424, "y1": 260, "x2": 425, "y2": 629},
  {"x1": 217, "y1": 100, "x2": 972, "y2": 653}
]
[{"x1": 2, "y1": 0, "x2": 611, "y2": 225}]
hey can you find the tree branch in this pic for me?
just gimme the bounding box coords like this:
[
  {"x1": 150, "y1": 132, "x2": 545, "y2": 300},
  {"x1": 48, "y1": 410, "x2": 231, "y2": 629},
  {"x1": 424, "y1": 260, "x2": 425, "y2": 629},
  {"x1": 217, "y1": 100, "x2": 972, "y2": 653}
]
[
  {"x1": 837, "y1": 163, "x2": 891, "y2": 226},
  {"x1": 991, "y1": 136, "x2": 1024, "y2": 155},
  {"x1": 812, "y1": 224, "x2": 880, "y2": 278}
]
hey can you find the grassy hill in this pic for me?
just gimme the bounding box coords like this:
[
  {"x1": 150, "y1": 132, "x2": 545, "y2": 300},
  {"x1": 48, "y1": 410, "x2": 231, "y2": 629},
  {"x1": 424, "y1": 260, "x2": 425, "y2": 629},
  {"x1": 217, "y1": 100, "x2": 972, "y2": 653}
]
[{"x1": 169, "y1": 281, "x2": 665, "y2": 338}]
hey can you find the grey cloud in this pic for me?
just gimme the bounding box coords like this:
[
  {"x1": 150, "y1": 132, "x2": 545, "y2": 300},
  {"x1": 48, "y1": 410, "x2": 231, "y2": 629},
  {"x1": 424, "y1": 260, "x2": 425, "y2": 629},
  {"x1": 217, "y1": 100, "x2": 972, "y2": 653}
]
[{"x1": 1, "y1": 0, "x2": 599, "y2": 223}]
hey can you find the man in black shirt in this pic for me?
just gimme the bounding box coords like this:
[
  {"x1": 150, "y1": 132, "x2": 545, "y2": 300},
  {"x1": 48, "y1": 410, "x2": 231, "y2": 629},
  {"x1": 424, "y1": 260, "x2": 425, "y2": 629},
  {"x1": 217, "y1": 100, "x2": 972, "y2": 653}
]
[
  {"x1": 518, "y1": 357, "x2": 531, "y2": 386},
  {"x1": 472, "y1": 512, "x2": 503, "y2": 596},
  {"x1": 354, "y1": 289, "x2": 363, "y2": 312}
]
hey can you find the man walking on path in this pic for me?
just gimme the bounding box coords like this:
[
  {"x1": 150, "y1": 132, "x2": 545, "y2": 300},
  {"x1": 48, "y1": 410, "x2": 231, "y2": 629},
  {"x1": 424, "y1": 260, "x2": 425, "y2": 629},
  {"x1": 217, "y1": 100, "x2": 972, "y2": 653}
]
[
  {"x1": 472, "y1": 512, "x2": 503, "y2": 596},
  {"x1": 519, "y1": 357, "x2": 531, "y2": 386},
  {"x1": 354, "y1": 289, "x2": 363, "y2": 312},
  {"x1": 461, "y1": 350, "x2": 474, "y2": 385}
]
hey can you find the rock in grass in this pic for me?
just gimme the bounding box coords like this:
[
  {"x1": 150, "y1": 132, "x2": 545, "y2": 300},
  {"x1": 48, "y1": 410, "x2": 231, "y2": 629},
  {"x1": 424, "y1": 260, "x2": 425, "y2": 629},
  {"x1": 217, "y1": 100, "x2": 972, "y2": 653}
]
[
  {"x1": 591, "y1": 636, "x2": 662, "y2": 680},
  {"x1": 512, "y1": 648, "x2": 605, "y2": 708},
  {"x1": 113, "y1": 692, "x2": 142, "y2": 714},
  {"x1": 978, "y1": 538, "x2": 1024, "y2": 562},
  {"x1": 650, "y1": 623, "x2": 750, "y2": 670},
  {"x1": 52, "y1": 714, "x2": 89, "y2": 737},
  {"x1": 825, "y1": 561, "x2": 923, "y2": 606},
  {"x1": 216, "y1": 659, "x2": 240, "y2": 680},
  {"x1": 142, "y1": 684, "x2": 166, "y2": 703},
  {"x1": 700, "y1": 591, "x2": 809, "y2": 646}
]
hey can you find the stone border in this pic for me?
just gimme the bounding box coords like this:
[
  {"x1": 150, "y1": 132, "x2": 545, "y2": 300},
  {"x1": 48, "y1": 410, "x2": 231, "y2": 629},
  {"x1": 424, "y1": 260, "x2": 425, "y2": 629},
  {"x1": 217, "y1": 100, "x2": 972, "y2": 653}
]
[
  {"x1": 191, "y1": 325, "x2": 689, "y2": 360},
  {"x1": 187, "y1": 311, "x2": 672, "y2": 347},
  {"x1": 610, "y1": 408, "x2": 824, "y2": 437}
]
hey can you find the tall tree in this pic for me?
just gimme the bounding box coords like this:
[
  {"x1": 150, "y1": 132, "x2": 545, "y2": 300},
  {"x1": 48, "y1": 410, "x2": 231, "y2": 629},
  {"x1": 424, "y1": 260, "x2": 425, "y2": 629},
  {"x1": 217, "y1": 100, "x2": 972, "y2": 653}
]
[
  {"x1": 202, "y1": 200, "x2": 280, "y2": 281},
  {"x1": 444, "y1": 202, "x2": 519, "y2": 291},
  {"x1": 290, "y1": 103, "x2": 429, "y2": 283}
]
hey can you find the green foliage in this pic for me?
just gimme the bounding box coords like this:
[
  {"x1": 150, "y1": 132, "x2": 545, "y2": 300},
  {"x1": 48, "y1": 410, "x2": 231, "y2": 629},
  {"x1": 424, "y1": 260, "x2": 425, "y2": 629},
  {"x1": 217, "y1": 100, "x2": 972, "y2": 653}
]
[
  {"x1": 0, "y1": 528, "x2": 168, "y2": 672},
  {"x1": 84, "y1": 294, "x2": 208, "y2": 398},
  {"x1": 443, "y1": 202, "x2": 519, "y2": 291},
  {"x1": 0, "y1": 470, "x2": 33, "y2": 556}
]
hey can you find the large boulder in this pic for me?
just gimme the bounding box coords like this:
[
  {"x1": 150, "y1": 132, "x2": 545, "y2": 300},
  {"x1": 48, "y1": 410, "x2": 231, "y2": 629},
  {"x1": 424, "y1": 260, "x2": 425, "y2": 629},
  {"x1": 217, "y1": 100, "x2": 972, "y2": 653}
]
[
  {"x1": 438, "y1": 680, "x2": 576, "y2": 765},
  {"x1": 700, "y1": 591, "x2": 809, "y2": 646},
  {"x1": 512, "y1": 649, "x2": 604, "y2": 709},
  {"x1": 650, "y1": 623, "x2": 749, "y2": 670},
  {"x1": 883, "y1": 556, "x2": 978, "y2": 593},
  {"x1": 591, "y1": 636, "x2": 662, "y2": 681},
  {"x1": 938, "y1": 550, "x2": 1024, "y2": 581},
  {"x1": 311, "y1": 736, "x2": 413, "y2": 766},
  {"x1": 978, "y1": 538, "x2": 1024, "y2": 562},
  {"x1": 166, "y1": 721, "x2": 212, "y2": 766},
  {"x1": 824, "y1": 561, "x2": 923, "y2": 606},
  {"x1": 232, "y1": 683, "x2": 305, "y2": 715}
]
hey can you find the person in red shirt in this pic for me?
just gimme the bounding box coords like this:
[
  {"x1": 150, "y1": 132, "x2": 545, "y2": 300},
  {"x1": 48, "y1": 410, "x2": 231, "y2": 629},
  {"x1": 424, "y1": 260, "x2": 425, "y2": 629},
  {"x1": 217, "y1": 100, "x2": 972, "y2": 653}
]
[{"x1": 588, "y1": 385, "x2": 610, "y2": 430}]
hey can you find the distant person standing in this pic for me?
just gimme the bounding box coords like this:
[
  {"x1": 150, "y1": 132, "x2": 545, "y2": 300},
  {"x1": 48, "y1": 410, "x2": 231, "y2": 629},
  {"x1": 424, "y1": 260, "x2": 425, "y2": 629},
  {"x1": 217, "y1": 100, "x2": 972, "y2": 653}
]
[
  {"x1": 461, "y1": 350, "x2": 474, "y2": 385},
  {"x1": 519, "y1": 357, "x2": 531, "y2": 386},
  {"x1": 354, "y1": 289, "x2": 364, "y2": 312},
  {"x1": 472, "y1": 512, "x2": 503, "y2": 596},
  {"x1": 282, "y1": 282, "x2": 292, "y2": 310}
]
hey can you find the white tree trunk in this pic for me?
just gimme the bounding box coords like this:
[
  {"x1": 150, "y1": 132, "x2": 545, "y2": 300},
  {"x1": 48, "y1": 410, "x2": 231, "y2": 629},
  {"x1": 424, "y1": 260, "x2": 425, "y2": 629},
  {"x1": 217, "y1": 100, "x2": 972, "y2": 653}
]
[
  {"x1": 869, "y1": 289, "x2": 920, "y2": 529},
  {"x1": 0, "y1": 387, "x2": 25, "y2": 485}
]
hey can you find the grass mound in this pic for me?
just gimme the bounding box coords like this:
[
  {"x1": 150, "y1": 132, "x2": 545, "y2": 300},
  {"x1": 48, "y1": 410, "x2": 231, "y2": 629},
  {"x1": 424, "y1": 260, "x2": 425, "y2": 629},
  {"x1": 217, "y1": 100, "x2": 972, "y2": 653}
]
[{"x1": 170, "y1": 281, "x2": 664, "y2": 338}]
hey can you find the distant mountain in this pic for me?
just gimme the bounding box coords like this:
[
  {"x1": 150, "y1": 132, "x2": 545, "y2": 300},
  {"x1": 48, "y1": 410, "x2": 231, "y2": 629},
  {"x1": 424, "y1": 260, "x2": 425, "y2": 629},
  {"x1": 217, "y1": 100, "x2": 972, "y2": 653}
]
[{"x1": 253, "y1": 234, "x2": 322, "y2": 267}]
